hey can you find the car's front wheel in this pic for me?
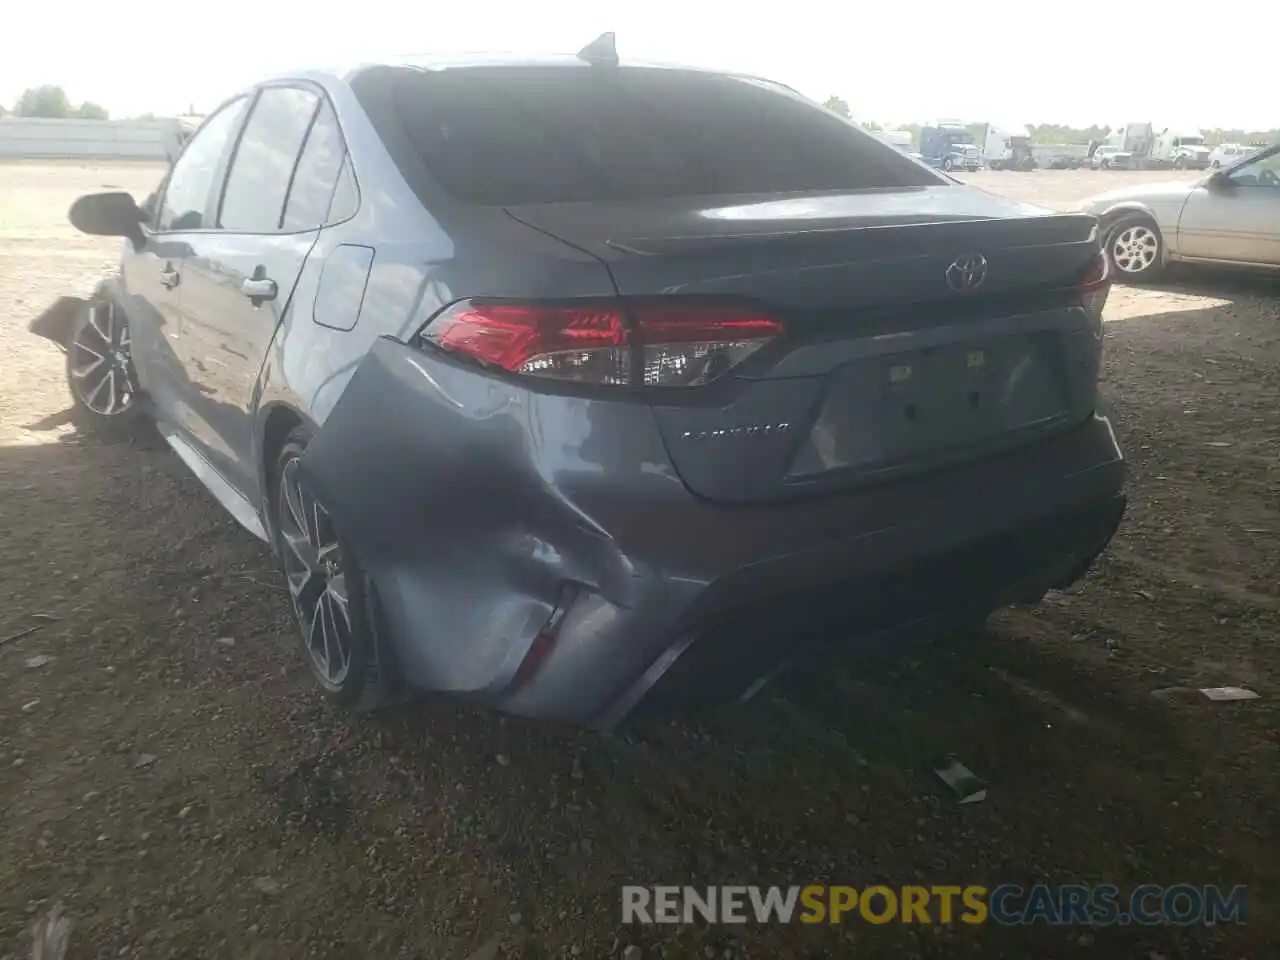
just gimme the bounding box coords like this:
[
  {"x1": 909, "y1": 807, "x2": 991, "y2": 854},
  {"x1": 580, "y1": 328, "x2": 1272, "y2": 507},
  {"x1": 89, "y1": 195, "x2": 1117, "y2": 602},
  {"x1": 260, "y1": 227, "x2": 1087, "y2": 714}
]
[
  {"x1": 1105, "y1": 215, "x2": 1164, "y2": 282},
  {"x1": 274, "y1": 428, "x2": 390, "y2": 710},
  {"x1": 64, "y1": 300, "x2": 145, "y2": 433}
]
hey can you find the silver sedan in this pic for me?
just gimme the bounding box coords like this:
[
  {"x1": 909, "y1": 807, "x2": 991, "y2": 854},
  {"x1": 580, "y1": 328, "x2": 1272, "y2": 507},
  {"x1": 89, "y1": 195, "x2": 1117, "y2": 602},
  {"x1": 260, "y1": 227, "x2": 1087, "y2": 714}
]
[{"x1": 1079, "y1": 142, "x2": 1280, "y2": 281}]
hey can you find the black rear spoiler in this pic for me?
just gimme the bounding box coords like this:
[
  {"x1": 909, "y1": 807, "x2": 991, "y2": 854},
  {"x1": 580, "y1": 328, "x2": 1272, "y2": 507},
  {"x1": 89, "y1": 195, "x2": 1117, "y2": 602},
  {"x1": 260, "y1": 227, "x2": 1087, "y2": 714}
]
[{"x1": 602, "y1": 213, "x2": 1100, "y2": 258}]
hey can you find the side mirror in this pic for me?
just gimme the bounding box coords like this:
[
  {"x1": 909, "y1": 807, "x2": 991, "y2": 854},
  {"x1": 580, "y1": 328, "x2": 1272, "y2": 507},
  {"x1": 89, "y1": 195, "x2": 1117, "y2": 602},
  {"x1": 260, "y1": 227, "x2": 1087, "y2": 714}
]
[
  {"x1": 1206, "y1": 171, "x2": 1232, "y2": 190},
  {"x1": 68, "y1": 191, "x2": 145, "y2": 243}
]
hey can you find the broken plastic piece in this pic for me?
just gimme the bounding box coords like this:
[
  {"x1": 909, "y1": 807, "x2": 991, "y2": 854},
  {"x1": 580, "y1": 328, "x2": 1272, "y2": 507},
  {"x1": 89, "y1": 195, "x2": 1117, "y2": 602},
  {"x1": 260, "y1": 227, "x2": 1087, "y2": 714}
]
[
  {"x1": 934, "y1": 756, "x2": 987, "y2": 803},
  {"x1": 1200, "y1": 686, "x2": 1260, "y2": 701}
]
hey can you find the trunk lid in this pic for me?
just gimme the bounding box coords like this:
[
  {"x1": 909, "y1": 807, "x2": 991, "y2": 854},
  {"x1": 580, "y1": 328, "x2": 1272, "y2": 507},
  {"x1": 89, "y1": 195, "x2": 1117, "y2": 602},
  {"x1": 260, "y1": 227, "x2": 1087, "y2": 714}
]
[
  {"x1": 508, "y1": 187, "x2": 1105, "y2": 504},
  {"x1": 506, "y1": 185, "x2": 1096, "y2": 310}
]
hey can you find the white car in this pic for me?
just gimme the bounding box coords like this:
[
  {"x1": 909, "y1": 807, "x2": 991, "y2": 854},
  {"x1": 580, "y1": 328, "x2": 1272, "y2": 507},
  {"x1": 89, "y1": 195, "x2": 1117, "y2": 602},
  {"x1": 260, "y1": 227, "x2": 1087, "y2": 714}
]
[
  {"x1": 1079, "y1": 143, "x2": 1280, "y2": 280},
  {"x1": 1208, "y1": 143, "x2": 1255, "y2": 169}
]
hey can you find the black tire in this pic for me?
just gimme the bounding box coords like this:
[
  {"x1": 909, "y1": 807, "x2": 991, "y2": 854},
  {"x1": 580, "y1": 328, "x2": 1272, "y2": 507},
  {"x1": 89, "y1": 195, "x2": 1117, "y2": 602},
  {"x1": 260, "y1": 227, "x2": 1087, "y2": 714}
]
[
  {"x1": 64, "y1": 300, "x2": 146, "y2": 435},
  {"x1": 272, "y1": 427, "x2": 394, "y2": 711},
  {"x1": 1211, "y1": 160, "x2": 1220, "y2": 169},
  {"x1": 941, "y1": 157, "x2": 955, "y2": 172},
  {"x1": 1104, "y1": 214, "x2": 1164, "y2": 282}
]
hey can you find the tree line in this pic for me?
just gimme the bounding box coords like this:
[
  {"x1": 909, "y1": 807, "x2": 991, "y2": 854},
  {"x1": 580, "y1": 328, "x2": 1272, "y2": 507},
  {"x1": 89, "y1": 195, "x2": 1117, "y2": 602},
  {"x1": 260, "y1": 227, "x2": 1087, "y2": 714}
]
[
  {"x1": 3, "y1": 85, "x2": 109, "y2": 120},
  {"x1": 821, "y1": 97, "x2": 1279, "y2": 147}
]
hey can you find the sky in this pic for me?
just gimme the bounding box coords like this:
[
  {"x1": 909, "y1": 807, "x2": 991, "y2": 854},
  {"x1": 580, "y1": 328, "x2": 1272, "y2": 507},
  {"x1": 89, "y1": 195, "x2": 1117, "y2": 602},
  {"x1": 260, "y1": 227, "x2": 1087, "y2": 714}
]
[{"x1": 0, "y1": 2, "x2": 1271, "y2": 130}]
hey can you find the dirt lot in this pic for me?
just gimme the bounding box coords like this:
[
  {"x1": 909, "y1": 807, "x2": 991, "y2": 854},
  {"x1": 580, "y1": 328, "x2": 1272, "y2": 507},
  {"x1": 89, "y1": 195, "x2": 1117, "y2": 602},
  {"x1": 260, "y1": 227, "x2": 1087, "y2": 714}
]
[{"x1": 1, "y1": 162, "x2": 1277, "y2": 960}]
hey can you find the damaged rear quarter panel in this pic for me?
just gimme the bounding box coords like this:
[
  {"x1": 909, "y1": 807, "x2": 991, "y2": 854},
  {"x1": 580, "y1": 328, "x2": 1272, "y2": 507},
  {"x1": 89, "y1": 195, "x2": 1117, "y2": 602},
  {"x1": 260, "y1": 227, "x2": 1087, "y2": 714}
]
[{"x1": 298, "y1": 340, "x2": 675, "y2": 697}]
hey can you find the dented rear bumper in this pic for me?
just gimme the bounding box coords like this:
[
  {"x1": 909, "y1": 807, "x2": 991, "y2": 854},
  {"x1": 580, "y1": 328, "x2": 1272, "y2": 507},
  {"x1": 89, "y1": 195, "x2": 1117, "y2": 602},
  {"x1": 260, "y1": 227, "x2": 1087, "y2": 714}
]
[{"x1": 301, "y1": 338, "x2": 1126, "y2": 728}]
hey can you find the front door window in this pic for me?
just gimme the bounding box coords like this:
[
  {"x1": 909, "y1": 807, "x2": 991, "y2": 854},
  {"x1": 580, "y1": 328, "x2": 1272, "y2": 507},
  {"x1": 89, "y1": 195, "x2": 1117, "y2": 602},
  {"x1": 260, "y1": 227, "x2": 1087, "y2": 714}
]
[{"x1": 1227, "y1": 147, "x2": 1280, "y2": 189}]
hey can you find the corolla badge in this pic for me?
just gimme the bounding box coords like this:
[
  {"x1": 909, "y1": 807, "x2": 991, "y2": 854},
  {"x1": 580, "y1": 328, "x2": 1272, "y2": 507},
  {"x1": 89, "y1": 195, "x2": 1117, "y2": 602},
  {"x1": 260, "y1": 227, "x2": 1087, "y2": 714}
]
[
  {"x1": 945, "y1": 253, "x2": 989, "y2": 292},
  {"x1": 681, "y1": 423, "x2": 792, "y2": 441}
]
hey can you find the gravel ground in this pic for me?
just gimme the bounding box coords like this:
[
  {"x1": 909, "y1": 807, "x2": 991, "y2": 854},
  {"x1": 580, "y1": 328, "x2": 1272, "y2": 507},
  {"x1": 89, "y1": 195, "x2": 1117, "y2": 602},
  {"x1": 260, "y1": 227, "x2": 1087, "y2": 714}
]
[{"x1": 1, "y1": 162, "x2": 1277, "y2": 960}]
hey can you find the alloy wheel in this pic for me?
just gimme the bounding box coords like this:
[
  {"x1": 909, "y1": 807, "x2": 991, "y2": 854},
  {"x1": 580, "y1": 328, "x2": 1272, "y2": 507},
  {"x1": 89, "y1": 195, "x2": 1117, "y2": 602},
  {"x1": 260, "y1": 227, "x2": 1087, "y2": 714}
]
[
  {"x1": 1110, "y1": 224, "x2": 1160, "y2": 275},
  {"x1": 278, "y1": 457, "x2": 353, "y2": 686},
  {"x1": 69, "y1": 303, "x2": 135, "y2": 416}
]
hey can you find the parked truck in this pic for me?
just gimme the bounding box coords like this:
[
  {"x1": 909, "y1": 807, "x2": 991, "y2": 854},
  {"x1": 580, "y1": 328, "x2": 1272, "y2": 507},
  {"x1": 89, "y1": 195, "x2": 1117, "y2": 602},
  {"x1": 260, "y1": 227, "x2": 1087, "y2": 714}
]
[
  {"x1": 1105, "y1": 122, "x2": 1158, "y2": 168},
  {"x1": 919, "y1": 120, "x2": 982, "y2": 172},
  {"x1": 1150, "y1": 128, "x2": 1212, "y2": 169},
  {"x1": 1104, "y1": 122, "x2": 1213, "y2": 170},
  {"x1": 981, "y1": 123, "x2": 1036, "y2": 170}
]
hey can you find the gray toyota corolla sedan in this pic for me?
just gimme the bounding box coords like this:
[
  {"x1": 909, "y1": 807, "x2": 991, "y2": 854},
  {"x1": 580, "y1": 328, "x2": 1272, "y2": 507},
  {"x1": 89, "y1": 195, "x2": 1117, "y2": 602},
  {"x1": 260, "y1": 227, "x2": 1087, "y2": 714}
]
[{"x1": 31, "y1": 37, "x2": 1126, "y2": 727}]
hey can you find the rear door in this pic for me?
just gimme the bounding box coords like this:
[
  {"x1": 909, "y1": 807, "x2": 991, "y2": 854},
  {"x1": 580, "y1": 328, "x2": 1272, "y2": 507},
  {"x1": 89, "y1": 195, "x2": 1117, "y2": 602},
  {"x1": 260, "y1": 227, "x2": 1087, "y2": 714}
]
[
  {"x1": 1178, "y1": 146, "x2": 1280, "y2": 264},
  {"x1": 176, "y1": 84, "x2": 346, "y2": 498}
]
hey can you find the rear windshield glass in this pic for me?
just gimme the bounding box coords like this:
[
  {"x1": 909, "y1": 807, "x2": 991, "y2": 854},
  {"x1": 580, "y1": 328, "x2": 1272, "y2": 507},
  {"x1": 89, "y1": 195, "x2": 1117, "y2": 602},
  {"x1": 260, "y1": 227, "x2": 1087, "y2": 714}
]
[{"x1": 383, "y1": 66, "x2": 940, "y2": 205}]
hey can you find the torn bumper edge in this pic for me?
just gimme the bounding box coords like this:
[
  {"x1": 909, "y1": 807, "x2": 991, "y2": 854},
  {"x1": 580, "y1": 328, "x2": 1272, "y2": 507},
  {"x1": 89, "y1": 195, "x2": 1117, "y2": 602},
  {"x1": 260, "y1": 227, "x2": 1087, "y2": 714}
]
[{"x1": 29, "y1": 295, "x2": 89, "y2": 347}]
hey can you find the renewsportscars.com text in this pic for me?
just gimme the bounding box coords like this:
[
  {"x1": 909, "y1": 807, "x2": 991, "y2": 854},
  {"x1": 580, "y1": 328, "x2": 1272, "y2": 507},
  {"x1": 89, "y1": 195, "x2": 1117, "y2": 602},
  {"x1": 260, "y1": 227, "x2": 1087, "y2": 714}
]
[{"x1": 622, "y1": 884, "x2": 1246, "y2": 926}]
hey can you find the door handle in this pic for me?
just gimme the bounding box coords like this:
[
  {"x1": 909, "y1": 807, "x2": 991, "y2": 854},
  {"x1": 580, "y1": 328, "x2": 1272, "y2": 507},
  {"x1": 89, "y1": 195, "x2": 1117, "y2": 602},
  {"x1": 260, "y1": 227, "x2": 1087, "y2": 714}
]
[
  {"x1": 160, "y1": 265, "x2": 180, "y2": 289},
  {"x1": 241, "y1": 271, "x2": 278, "y2": 306}
]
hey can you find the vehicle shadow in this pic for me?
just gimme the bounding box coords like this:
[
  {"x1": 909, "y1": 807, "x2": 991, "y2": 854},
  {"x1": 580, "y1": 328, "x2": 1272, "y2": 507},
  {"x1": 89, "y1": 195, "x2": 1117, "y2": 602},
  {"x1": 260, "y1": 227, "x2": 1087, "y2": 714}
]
[
  {"x1": 0, "y1": 420, "x2": 278, "y2": 645},
  {"x1": 1115, "y1": 264, "x2": 1280, "y2": 299},
  {"x1": 21, "y1": 408, "x2": 76, "y2": 432}
]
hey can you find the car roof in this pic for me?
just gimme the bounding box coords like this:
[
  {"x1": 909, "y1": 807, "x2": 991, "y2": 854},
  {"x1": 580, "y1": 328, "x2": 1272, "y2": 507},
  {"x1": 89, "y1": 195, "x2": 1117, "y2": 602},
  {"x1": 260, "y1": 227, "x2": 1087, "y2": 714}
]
[{"x1": 257, "y1": 54, "x2": 777, "y2": 94}]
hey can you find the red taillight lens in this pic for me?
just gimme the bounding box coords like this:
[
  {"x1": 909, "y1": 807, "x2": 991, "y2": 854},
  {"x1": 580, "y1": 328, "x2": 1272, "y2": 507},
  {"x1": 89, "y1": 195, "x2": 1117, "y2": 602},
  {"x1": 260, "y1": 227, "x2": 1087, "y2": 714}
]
[
  {"x1": 424, "y1": 303, "x2": 630, "y2": 385},
  {"x1": 1079, "y1": 250, "x2": 1111, "y2": 323},
  {"x1": 420, "y1": 300, "x2": 784, "y2": 387}
]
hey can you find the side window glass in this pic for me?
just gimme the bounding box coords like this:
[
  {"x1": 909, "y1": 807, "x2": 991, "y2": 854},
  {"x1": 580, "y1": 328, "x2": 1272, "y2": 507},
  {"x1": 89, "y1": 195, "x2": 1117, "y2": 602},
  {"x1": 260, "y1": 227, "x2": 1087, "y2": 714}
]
[
  {"x1": 156, "y1": 98, "x2": 248, "y2": 232},
  {"x1": 328, "y1": 155, "x2": 359, "y2": 224},
  {"x1": 219, "y1": 87, "x2": 320, "y2": 233},
  {"x1": 281, "y1": 101, "x2": 350, "y2": 231},
  {"x1": 1229, "y1": 151, "x2": 1280, "y2": 189}
]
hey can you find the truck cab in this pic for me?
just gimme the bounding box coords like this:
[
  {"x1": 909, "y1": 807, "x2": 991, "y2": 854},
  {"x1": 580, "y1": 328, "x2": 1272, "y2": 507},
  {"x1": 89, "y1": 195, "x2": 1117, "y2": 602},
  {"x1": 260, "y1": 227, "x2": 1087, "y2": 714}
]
[
  {"x1": 919, "y1": 121, "x2": 981, "y2": 172},
  {"x1": 982, "y1": 123, "x2": 1037, "y2": 171},
  {"x1": 1108, "y1": 122, "x2": 1155, "y2": 165},
  {"x1": 1153, "y1": 129, "x2": 1211, "y2": 169}
]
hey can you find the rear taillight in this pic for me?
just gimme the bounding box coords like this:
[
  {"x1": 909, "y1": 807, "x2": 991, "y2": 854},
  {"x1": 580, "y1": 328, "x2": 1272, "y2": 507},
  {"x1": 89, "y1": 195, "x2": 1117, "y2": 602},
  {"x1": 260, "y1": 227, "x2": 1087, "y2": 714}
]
[
  {"x1": 1079, "y1": 250, "x2": 1111, "y2": 324},
  {"x1": 419, "y1": 300, "x2": 784, "y2": 387}
]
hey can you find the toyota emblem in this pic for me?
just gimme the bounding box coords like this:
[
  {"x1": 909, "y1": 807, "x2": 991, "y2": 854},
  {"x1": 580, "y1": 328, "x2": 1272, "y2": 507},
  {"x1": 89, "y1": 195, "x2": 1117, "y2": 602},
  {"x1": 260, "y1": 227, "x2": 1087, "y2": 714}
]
[{"x1": 945, "y1": 253, "x2": 989, "y2": 293}]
